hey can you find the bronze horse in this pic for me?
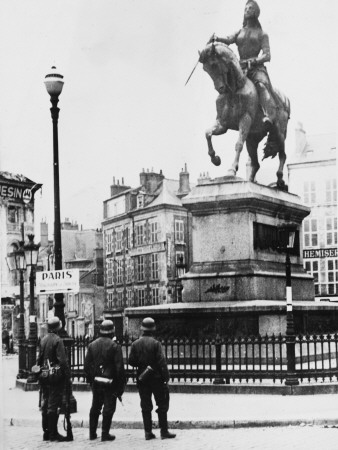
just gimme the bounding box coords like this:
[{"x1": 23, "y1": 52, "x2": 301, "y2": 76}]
[{"x1": 199, "y1": 42, "x2": 290, "y2": 188}]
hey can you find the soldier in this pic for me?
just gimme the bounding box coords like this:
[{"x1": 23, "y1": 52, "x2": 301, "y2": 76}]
[
  {"x1": 128, "y1": 317, "x2": 176, "y2": 440},
  {"x1": 84, "y1": 320, "x2": 126, "y2": 442},
  {"x1": 37, "y1": 316, "x2": 71, "y2": 442}
]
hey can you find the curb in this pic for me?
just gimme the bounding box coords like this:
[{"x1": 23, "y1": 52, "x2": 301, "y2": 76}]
[
  {"x1": 16, "y1": 379, "x2": 338, "y2": 395},
  {"x1": 4, "y1": 417, "x2": 338, "y2": 429}
]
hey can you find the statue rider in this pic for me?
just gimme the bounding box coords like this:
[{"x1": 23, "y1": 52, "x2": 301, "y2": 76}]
[{"x1": 209, "y1": 0, "x2": 274, "y2": 132}]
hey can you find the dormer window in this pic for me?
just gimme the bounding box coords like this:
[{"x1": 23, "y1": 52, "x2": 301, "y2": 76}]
[{"x1": 137, "y1": 194, "x2": 144, "y2": 209}]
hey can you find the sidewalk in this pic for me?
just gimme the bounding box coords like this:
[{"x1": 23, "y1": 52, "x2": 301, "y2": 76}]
[{"x1": 2, "y1": 355, "x2": 338, "y2": 429}]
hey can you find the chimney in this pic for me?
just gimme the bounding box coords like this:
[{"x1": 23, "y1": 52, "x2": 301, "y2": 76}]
[
  {"x1": 110, "y1": 177, "x2": 131, "y2": 197},
  {"x1": 177, "y1": 163, "x2": 190, "y2": 197},
  {"x1": 40, "y1": 221, "x2": 49, "y2": 247},
  {"x1": 139, "y1": 168, "x2": 165, "y2": 194}
]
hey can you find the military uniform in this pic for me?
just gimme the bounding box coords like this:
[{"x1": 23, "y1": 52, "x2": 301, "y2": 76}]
[
  {"x1": 128, "y1": 317, "x2": 176, "y2": 440},
  {"x1": 84, "y1": 320, "x2": 126, "y2": 442},
  {"x1": 37, "y1": 317, "x2": 70, "y2": 442}
]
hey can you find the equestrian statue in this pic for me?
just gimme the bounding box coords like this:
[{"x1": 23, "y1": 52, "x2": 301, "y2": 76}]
[{"x1": 198, "y1": 1, "x2": 290, "y2": 189}]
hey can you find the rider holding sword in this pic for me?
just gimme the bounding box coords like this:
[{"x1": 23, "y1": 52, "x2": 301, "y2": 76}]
[{"x1": 209, "y1": 1, "x2": 274, "y2": 132}]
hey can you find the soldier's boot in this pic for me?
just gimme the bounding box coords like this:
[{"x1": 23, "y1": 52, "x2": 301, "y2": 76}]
[
  {"x1": 101, "y1": 414, "x2": 115, "y2": 441},
  {"x1": 42, "y1": 413, "x2": 49, "y2": 441},
  {"x1": 89, "y1": 412, "x2": 99, "y2": 440},
  {"x1": 142, "y1": 411, "x2": 156, "y2": 440},
  {"x1": 158, "y1": 412, "x2": 176, "y2": 439},
  {"x1": 48, "y1": 412, "x2": 67, "y2": 442}
]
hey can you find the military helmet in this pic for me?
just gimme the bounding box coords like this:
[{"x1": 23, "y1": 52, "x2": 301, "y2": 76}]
[
  {"x1": 100, "y1": 320, "x2": 115, "y2": 335},
  {"x1": 141, "y1": 317, "x2": 156, "y2": 331},
  {"x1": 48, "y1": 316, "x2": 61, "y2": 332}
]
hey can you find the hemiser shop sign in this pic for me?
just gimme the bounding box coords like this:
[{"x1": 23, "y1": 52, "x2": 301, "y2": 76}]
[{"x1": 303, "y1": 248, "x2": 338, "y2": 259}]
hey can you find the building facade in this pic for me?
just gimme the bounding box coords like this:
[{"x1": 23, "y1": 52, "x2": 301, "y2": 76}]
[
  {"x1": 288, "y1": 125, "x2": 337, "y2": 300},
  {"x1": 102, "y1": 167, "x2": 191, "y2": 337},
  {"x1": 0, "y1": 171, "x2": 41, "y2": 341}
]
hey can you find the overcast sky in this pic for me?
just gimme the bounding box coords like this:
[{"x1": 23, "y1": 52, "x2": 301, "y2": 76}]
[{"x1": 0, "y1": 0, "x2": 336, "y2": 235}]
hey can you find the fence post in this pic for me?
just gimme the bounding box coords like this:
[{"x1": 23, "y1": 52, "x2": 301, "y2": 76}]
[{"x1": 213, "y1": 335, "x2": 225, "y2": 384}]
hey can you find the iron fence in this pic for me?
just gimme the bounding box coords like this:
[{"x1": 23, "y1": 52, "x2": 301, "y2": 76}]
[{"x1": 67, "y1": 333, "x2": 338, "y2": 385}]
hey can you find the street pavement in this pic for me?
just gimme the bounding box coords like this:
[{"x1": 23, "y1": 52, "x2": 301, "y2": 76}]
[
  {"x1": 2, "y1": 355, "x2": 338, "y2": 449},
  {"x1": 3, "y1": 425, "x2": 338, "y2": 450}
]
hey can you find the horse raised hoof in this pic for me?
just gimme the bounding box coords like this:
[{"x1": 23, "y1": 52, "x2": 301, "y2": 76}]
[{"x1": 211, "y1": 155, "x2": 221, "y2": 166}]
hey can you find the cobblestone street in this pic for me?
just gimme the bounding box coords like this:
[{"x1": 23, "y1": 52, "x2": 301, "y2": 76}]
[{"x1": 3, "y1": 425, "x2": 338, "y2": 450}]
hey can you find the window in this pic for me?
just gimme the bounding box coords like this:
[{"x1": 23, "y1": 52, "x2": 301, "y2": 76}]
[
  {"x1": 117, "y1": 259, "x2": 123, "y2": 284},
  {"x1": 137, "y1": 289, "x2": 145, "y2": 306},
  {"x1": 127, "y1": 289, "x2": 133, "y2": 307},
  {"x1": 135, "y1": 223, "x2": 145, "y2": 246},
  {"x1": 326, "y1": 178, "x2": 337, "y2": 204},
  {"x1": 151, "y1": 253, "x2": 159, "y2": 279},
  {"x1": 175, "y1": 219, "x2": 184, "y2": 242},
  {"x1": 117, "y1": 290, "x2": 123, "y2": 308},
  {"x1": 137, "y1": 255, "x2": 145, "y2": 282},
  {"x1": 106, "y1": 231, "x2": 113, "y2": 254},
  {"x1": 7, "y1": 206, "x2": 19, "y2": 223},
  {"x1": 68, "y1": 294, "x2": 74, "y2": 312},
  {"x1": 137, "y1": 194, "x2": 144, "y2": 209},
  {"x1": 125, "y1": 226, "x2": 131, "y2": 249},
  {"x1": 326, "y1": 259, "x2": 338, "y2": 295},
  {"x1": 176, "y1": 251, "x2": 185, "y2": 265},
  {"x1": 106, "y1": 259, "x2": 113, "y2": 285},
  {"x1": 305, "y1": 260, "x2": 319, "y2": 295},
  {"x1": 151, "y1": 287, "x2": 159, "y2": 305},
  {"x1": 126, "y1": 257, "x2": 133, "y2": 283},
  {"x1": 303, "y1": 181, "x2": 316, "y2": 205},
  {"x1": 116, "y1": 229, "x2": 122, "y2": 252},
  {"x1": 150, "y1": 221, "x2": 159, "y2": 243},
  {"x1": 108, "y1": 292, "x2": 114, "y2": 309},
  {"x1": 326, "y1": 217, "x2": 337, "y2": 246},
  {"x1": 304, "y1": 218, "x2": 318, "y2": 247}
]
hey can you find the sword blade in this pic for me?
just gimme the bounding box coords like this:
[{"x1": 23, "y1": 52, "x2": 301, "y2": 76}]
[{"x1": 185, "y1": 59, "x2": 200, "y2": 86}]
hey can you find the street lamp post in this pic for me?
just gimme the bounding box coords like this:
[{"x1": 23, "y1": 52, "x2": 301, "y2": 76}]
[
  {"x1": 24, "y1": 234, "x2": 40, "y2": 380},
  {"x1": 7, "y1": 243, "x2": 27, "y2": 378},
  {"x1": 45, "y1": 66, "x2": 77, "y2": 412},
  {"x1": 278, "y1": 224, "x2": 299, "y2": 387},
  {"x1": 44, "y1": 66, "x2": 66, "y2": 329}
]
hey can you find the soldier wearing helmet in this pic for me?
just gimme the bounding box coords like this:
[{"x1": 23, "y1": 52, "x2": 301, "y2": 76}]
[
  {"x1": 37, "y1": 316, "x2": 71, "y2": 442},
  {"x1": 209, "y1": 1, "x2": 274, "y2": 132},
  {"x1": 84, "y1": 320, "x2": 126, "y2": 442},
  {"x1": 128, "y1": 317, "x2": 176, "y2": 440}
]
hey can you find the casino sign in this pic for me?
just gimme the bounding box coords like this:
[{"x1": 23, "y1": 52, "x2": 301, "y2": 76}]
[{"x1": 0, "y1": 172, "x2": 42, "y2": 205}]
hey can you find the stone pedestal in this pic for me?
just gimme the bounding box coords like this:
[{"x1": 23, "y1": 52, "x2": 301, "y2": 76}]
[
  {"x1": 181, "y1": 176, "x2": 314, "y2": 303},
  {"x1": 125, "y1": 177, "x2": 337, "y2": 338}
]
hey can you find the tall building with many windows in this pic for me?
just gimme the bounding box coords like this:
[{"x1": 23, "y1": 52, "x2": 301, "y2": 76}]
[
  {"x1": 288, "y1": 124, "x2": 337, "y2": 300},
  {"x1": 102, "y1": 166, "x2": 191, "y2": 336},
  {"x1": 0, "y1": 171, "x2": 41, "y2": 340}
]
